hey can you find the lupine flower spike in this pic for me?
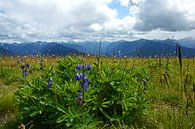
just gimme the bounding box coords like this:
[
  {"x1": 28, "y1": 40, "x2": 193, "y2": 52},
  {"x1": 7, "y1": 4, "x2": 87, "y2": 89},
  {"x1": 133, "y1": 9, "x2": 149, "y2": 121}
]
[
  {"x1": 48, "y1": 77, "x2": 53, "y2": 82},
  {"x1": 26, "y1": 64, "x2": 30, "y2": 68},
  {"x1": 86, "y1": 64, "x2": 90, "y2": 70},
  {"x1": 75, "y1": 73, "x2": 81, "y2": 80},
  {"x1": 83, "y1": 83, "x2": 89, "y2": 91},
  {"x1": 76, "y1": 64, "x2": 82, "y2": 70},
  {"x1": 20, "y1": 65, "x2": 24, "y2": 69},
  {"x1": 76, "y1": 90, "x2": 83, "y2": 105},
  {"x1": 20, "y1": 63, "x2": 31, "y2": 77},
  {"x1": 22, "y1": 70, "x2": 27, "y2": 76},
  {"x1": 48, "y1": 83, "x2": 52, "y2": 89},
  {"x1": 47, "y1": 77, "x2": 53, "y2": 88},
  {"x1": 75, "y1": 63, "x2": 91, "y2": 103}
]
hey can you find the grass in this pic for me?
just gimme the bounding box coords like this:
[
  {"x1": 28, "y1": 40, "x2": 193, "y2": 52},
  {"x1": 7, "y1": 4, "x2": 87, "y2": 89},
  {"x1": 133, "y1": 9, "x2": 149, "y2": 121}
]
[
  {"x1": 0, "y1": 84, "x2": 17, "y2": 129},
  {"x1": 0, "y1": 56, "x2": 195, "y2": 128}
]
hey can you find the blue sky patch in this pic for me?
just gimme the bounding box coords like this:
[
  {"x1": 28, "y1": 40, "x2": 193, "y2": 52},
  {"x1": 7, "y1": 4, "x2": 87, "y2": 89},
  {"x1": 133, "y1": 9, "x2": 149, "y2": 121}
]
[{"x1": 109, "y1": 0, "x2": 129, "y2": 19}]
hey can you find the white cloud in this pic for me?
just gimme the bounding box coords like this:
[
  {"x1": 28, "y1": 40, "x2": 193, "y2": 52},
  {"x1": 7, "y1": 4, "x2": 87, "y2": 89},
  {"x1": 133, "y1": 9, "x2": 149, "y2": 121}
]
[
  {"x1": 133, "y1": 0, "x2": 195, "y2": 31},
  {"x1": 104, "y1": 16, "x2": 136, "y2": 34},
  {"x1": 89, "y1": 23, "x2": 103, "y2": 31},
  {"x1": 118, "y1": 0, "x2": 143, "y2": 7},
  {"x1": 0, "y1": 0, "x2": 122, "y2": 42},
  {"x1": 118, "y1": 0, "x2": 129, "y2": 7},
  {"x1": 0, "y1": 0, "x2": 195, "y2": 42}
]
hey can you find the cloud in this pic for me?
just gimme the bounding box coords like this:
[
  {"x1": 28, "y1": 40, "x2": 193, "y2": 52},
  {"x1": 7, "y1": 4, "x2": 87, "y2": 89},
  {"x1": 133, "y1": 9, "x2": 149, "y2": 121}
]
[
  {"x1": 117, "y1": 0, "x2": 143, "y2": 7},
  {"x1": 0, "y1": 0, "x2": 124, "y2": 42},
  {"x1": 133, "y1": 0, "x2": 195, "y2": 31},
  {"x1": 0, "y1": 0, "x2": 195, "y2": 42},
  {"x1": 104, "y1": 16, "x2": 136, "y2": 34}
]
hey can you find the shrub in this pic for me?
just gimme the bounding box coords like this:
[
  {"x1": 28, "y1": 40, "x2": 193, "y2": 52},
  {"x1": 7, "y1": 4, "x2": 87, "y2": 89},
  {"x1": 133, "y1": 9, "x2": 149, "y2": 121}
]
[{"x1": 16, "y1": 56, "x2": 150, "y2": 128}]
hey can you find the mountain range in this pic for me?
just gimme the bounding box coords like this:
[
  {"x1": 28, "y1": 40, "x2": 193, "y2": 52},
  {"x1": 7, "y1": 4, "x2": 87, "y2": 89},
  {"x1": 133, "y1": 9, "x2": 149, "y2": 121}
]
[{"x1": 0, "y1": 38, "x2": 195, "y2": 57}]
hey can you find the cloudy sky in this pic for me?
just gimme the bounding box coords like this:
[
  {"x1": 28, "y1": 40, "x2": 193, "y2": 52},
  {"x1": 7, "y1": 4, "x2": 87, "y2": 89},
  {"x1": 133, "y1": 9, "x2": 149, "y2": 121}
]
[{"x1": 0, "y1": 0, "x2": 195, "y2": 42}]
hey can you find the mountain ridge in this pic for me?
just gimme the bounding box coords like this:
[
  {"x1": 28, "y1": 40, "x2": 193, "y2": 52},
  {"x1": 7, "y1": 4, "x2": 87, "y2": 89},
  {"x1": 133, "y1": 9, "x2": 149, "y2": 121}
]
[{"x1": 0, "y1": 38, "x2": 195, "y2": 57}]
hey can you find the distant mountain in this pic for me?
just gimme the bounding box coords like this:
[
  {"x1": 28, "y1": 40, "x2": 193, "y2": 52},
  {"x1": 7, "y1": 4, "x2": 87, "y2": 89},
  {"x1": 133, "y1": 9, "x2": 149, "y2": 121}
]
[
  {"x1": 63, "y1": 41, "x2": 110, "y2": 55},
  {"x1": 106, "y1": 39, "x2": 195, "y2": 57},
  {"x1": 179, "y1": 38, "x2": 195, "y2": 49},
  {"x1": 136, "y1": 40, "x2": 195, "y2": 57},
  {"x1": 0, "y1": 47, "x2": 13, "y2": 56},
  {"x1": 0, "y1": 42, "x2": 44, "y2": 55},
  {"x1": 0, "y1": 38, "x2": 195, "y2": 57},
  {"x1": 41, "y1": 43, "x2": 81, "y2": 56},
  {"x1": 106, "y1": 40, "x2": 144, "y2": 56},
  {"x1": 0, "y1": 42, "x2": 82, "y2": 56}
]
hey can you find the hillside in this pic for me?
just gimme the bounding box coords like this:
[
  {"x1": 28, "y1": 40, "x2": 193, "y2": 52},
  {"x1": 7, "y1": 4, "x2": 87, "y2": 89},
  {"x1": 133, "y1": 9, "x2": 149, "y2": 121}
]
[
  {"x1": 0, "y1": 47, "x2": 13, "y2": 56},
  {"x1": 0, "y1": 42, "x2": 81, "y2": 56},
  {"x1": 106, "y1": 39, "x2": 195, "y2": 57},
  {"x1": 0, "y1": 38, "x2": 195, "y2": 57}
]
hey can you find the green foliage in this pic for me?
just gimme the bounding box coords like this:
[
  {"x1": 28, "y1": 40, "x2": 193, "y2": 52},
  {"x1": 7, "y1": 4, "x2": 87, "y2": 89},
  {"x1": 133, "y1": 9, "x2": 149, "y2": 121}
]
[
  {"x1": 15, "y1": 56, "x2": 150, "y2": 128},
  {"x1": 86, "y1": 62, "x2": 150, "y2": 126},
  {"x1": 0, "y1": 66, "x2": 19, "y2": 85}
]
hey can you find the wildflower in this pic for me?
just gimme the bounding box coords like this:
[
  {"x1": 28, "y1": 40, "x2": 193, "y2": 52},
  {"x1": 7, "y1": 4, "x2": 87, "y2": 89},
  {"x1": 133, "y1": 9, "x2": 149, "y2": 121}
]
[
  {"x1": 22, "y1": 70, "x2": 27, "y2": 76},
  {"x1": 75, "y1": 73, "x2": 81, "y2": 80},
  {"x1": 83, "y1": 83, "x2": 89, "y2": 91},
  {"x1": 47, "y1": 77, "x2": 53, "y2": 88},
  {"x1": 83, "y1": 78, "x2": 88, "y2": 84},
  {"x1": 85, "y1": 64, "x2": 90, "y2": 70},
  {"x1": 76, "y1": 90, "x2": 83, "y2": 105},
  {"x1": 76, "y1": 64, "x2": 82, "y2": 70},
  {"x1": 48, "y1": 77, "x2": 53, "y2": 82},
  {"x1": 20, "y1": 65, "x2": 24, "y2": 69},
  {"x1": 75, "y1": 63, "x2": 91, "y2": 104},
  {"x1": 47, "y1": 83, "x2": 52, "y2": 88},
  {"x1": 80, "y1": 82, "x2": 83, "y2": 88},
  {"x1": 80, "y1": 73, "x2": 86, "y2": 79},
  {"x1": 79, "y1": 78, "x2": 88, "y2": 91},
  {"x1": 77, "y1": 90, "x2": 82, "y2": 97},
  {"x1": 26, "y1": 64, "x2": 30, "y2": 68},
  {"x1": 83, "y1": 78, "x2": 89, "y2": 91}
]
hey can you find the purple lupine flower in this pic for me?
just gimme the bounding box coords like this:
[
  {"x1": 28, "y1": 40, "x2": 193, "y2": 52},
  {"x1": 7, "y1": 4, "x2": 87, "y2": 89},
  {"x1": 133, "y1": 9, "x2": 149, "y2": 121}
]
[
  {"x1": 79, "y1": 78, "x2": 89, "y2": 90},
  {"x1": 20, "y1": 65, "x2": 24, "y2": 69},
  {"x1": 79, "y1": 73, "x2": 84, "y2": 79},
  {"x1": 26, "y1": 64, "x2": 30, "y2": 68},
  {"x1": 83, "y1": 83, "x2": 89, "y2": 91},
  {"x1": 75, "y1": 63, "x2": 90, "y2": 103},
  {"x1": 85, "y1": 64, "x2": 90, "y2": 70},
  {"x1": 76, "y1": 90, "x2": 83, "y2": 105},
  {"x1": 22, "y1": 70, "x2": 27, "y2": 76},
  {"x1": 80, "y1": 82, "x2": 83, "y2": 88},
  {"x1": 77, "y1": 90, "x2": 82, "y2": 97},
  {"x1": 76, "y1": 64, "x2": 82, "y2": 70},
  {"x1": 83, "y1": 78, "x2": 88, "y2": 84},
  {"x1": 83, "y1": 78, "x2": 89, "y2": 91},
  {"x1": 47, "y1": 77, "x2": 53, "y2": 88},
  {"x1": 48, "y1": 83, "x2": 52, "y2": 88},
  {"x1": 48, "y1": 77, "x2": 53, "y2": 82},
  {"x1": 75, "y1": 73, "x2": 81, "y2": 80}
]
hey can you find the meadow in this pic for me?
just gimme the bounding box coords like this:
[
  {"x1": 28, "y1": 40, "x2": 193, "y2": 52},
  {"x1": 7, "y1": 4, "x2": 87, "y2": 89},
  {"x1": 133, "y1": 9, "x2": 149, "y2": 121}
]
[{"x1": 0, "y1": 55, "x2": 195, "y2": 129}]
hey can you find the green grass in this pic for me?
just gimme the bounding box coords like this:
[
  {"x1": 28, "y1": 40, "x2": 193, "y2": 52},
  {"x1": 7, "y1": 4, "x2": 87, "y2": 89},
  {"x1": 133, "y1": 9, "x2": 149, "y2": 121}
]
[
  {"x1": 0, "y1": 56, "x2": 195, "y2": 128},
  {"x1": 0, "y1": 86, "x2": 17, "y2": 129}
]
